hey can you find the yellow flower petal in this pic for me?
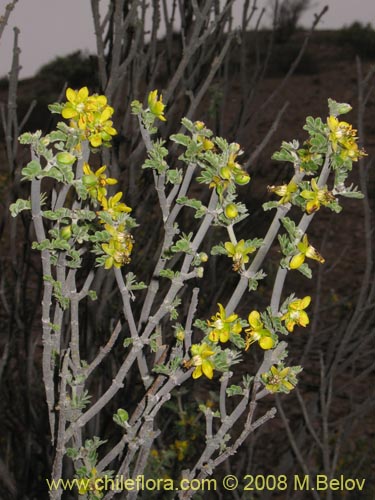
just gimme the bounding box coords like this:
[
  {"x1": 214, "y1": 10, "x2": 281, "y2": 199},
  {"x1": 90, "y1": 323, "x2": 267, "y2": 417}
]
[
  {"x1": 83, "y1": 162, "x2": 92, "y2": 175},
  {"x1": 283, "y1": 380, "x2": 294, "y2": 391},
  {"x1": 299, "y1": 310, "x2": 310, "y2": 327},
  {"x1": 232, "y1": 322, "x2": 242, "y2": 334},
  {"x1": 248, "y1": 310, "x2": 262, "y2": 329},
  {"x1": 300, "y1": 296, "x2": 311, "y2": 309},
  {"x1": 101, "y1": 107, "x2": 113, "y2": 122},
  {"x1": 202, "y1": 360, "x2": 214, "y2": 379},
  {"x1": 259, "y1": 336, "x2": 274, "y2": 350},
  {"x1": 306, "y1": 199, "x2": 320, "y2": 214},
  {"x1": 61, "y1": 107, "x2": 77, "y2": 119},
  {"x1": 286, "y1": 320, "x2": 295, "y2": 332},
  {"x1": 224, "y1": 241, "x2": 235, "y2": 255},
  {"x1": 66, "y1": 88, "x2": 76, "y2": 103},
  {"x1": 78, "y1": 86, "x2": 89, "y2": 100},
  {"x1": 209, "y1": 330, "x2": 220, "y2": 342},
  {"x1": 219, "y1": 330, "x2": 230, "y2": 343},
  {"x1": 104, "y1": 256, "x2": 113, "y2": 269},
  {"x1": 290, "y1": 253, "x2": 305, "y2": 269},
  {"x1": 96, "y1": 165, "x2": 107, "y2": 176},
  {"x1": 89, "y1": 134, "x2": 102, "y2": 147}
]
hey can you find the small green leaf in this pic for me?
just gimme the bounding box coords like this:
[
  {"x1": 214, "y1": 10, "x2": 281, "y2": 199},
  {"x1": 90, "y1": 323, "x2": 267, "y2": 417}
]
[
  {"x1": 48, "y1": 103, "x2": 64, "y2": 114},
  {"x1": 113, "y1": 408, "x2": 129, "y2": 427},
  {"x1": 123, "y1": 338, "x2": 133, "y2": 348},
  {"x1": 230, "y1": 333, "x2": 245, "y2": 349},
  {"x1": 262, "y1": 201, "x2": 279, "y2": 211},
  {"x1": 226, "y1": 385, "x2": 244, "y2": 397},
  {"x1": 131, "y1": 100, "x2": 142, "y2": 115},
  {"x1": 21, "y1": 160, "x2": 42, "y2": 180},
  {"x1": 170, "y1": 134, "x2": 191, "y2": 147},
  {"x1": 297, "y1": 262, "x2": 312, "y2": 279},
  {"x1": 9, "y1": 198, "x2": 31, "y2": 217},
  {"x1": 328, "y1": 99, "x2": 352, "y2": 117}
]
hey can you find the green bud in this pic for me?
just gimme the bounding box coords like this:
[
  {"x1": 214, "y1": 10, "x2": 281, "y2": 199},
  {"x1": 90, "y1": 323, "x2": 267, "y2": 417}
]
[
  {"x1": 234, "y1": 172, "x2": 250, "y2": 185},
  {"x1": 82, "y1": 174, "x2": 97, "y2": 187},
  {"x1": 60, "y1": 225, "x2": 72, "y2": 240},
  {"x1": 56, "y1": 152, "x2": 76, "y2": 165},
  {"x1": 220, "y1": 166, "x2": 232, "y2": 180},
  {"x1": 224, "y1": 204, "x2": 238, "y2": 219},
  {"x1": 199, "y1": 252, "x2": 208, "y2": 263},
  {"x1": 116, "y1": 408, "x2": 129, "y2": 422},
  {"x1": 196, "y1": 267, "x2": 204, "y2": 278}
]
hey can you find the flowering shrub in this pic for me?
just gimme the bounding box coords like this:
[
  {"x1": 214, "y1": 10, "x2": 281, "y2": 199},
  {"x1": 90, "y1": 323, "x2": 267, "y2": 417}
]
[{"x1": 11, "y1": 89, "x2": 364, "y2": 499}]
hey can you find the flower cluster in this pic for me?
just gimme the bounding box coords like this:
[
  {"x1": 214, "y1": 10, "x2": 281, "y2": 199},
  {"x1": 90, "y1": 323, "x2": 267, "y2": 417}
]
[
  {"x1": 81, "y1": 160, "x2": 133, "y2": 269},
  {"x1": 300, "y1": 178, "x2": 335, "y2": 214},
  {"x1": 189, "y1": 296, "x2": 312, "y2": 380},
  {"x1": 82, "y1": 163, "x2": 117, "y2": 202},
  {"x1": 195, "y1": 121, "x2": 214, "y2": 151},
  {"x1": 101, "y1": 223, "x2": 133, "y2": 269},
  {"x1": 61, "y1": 87, "x2": 117, "y2": 147},
  {"x1": 208, "y1": 143, "x2": 250, "y2": 199},
  {"x1": 327, "y1": 116, "x2": 366, "y2": 161}
]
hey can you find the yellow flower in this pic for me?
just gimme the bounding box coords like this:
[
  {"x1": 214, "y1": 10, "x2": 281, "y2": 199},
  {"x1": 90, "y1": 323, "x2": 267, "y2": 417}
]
[
  {"x1": 197, "y1": 135, "x2": 214, "y2": 150},
  {"x1": 82, "y1": 163, "x2": 118, "y2": 202},
  {"x1": 327, "y1": 116, "x2": 355, "y2": 151},
  {"x1": 327, "y1": 115, "x2": 366, "y2": 161},
  {"x1": 261, "y1": 365, "x2": 295, "y2": 393},
  {"x1": 102, "y1": 223, "x2": 133, "y2": 269},
  {"x1": 268, "y1": 180, "x2": 298, "y2": 205},
  {"x1": 87, "y1": 106, "x2": 117, "y2": 147},
  {"x1": 207, "y1": 303, "x2": 242, "y2": 343},
  {"x1": 289, "y1": 234, "x2": 325, "y2": 270},
  {"x1": 300, "y1": 178, "x2": 335, "y2": 214},
  {"x1": 339, "y1": 136, "x2": 366, "y2": 162},
  {"x1": 245, "y1": 311, "x2": 275, "y2": 350},
  {"x1": 218, "y1": 144, "x2": 250, "y2": 186},
  {"x1": 281, "y1": 296, "x2": 311, "y2": 332},
  {"x1": 224, "y1": 239, "x2": 256, "y2": 272},
  {"x1": 61, "y1": 87, "x2": 117, "y2": 147},
  {"x1": 209, "y1": 175, "x2": 230, "y2": 199},
  {"x1": 100, "y1": 192, "x2": 132, "y2": 221},
  {"x1": 148, "y1": 90, "x2": 166, "y2": 121},
  {"x1": 191, "y1": 343, "x2": 215, "y2": 379},
  {"x1": 62, "y1": 86, "x2": 89, "y2": 120}
]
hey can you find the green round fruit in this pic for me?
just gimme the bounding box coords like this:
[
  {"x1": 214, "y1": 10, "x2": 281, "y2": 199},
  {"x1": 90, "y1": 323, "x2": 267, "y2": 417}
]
[
  {"x1": 60, "y1": 225, "x2": 72, "y2": 240},
  {"x1": 234, "y1": 172, "x2": 250, "y2": 185},
  {"x1": 225, "y1": 204, "x2": 238, "y2": 219}
]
